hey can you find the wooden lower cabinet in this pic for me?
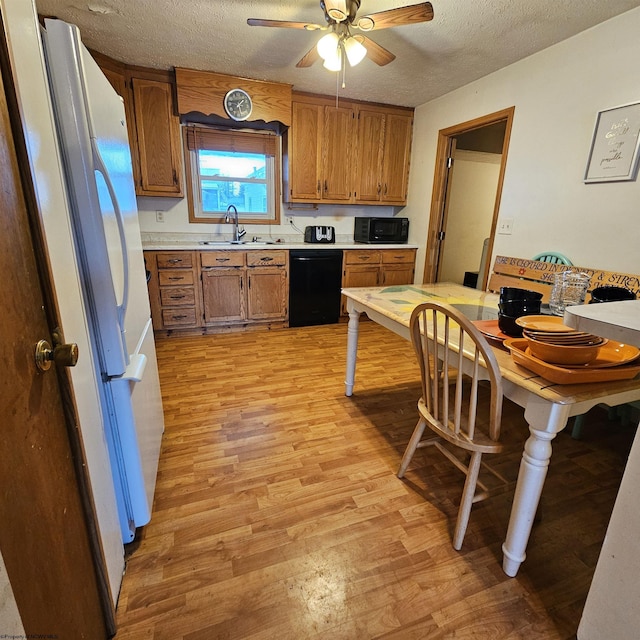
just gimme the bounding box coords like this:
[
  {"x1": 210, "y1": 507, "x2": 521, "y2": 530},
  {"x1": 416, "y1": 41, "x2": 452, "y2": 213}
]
[
  {"x1": 145, "y1": 250, "x2": 201, "y2": 330},
  {"x1": 202, "y1": 268, "x2": 246, "y2": 323},
  {"x1": 200, "y1": 250, "x2": 289, "y2": 328},
  {"x1": 341, "y1": 248, "x2": 416, "y2": 315},
  {"x1": 146, "y1": 248, "x2": 414, "y2": 331},
  {"x1": 247, "y1": 268, "x2": 288, "y2": 320}
]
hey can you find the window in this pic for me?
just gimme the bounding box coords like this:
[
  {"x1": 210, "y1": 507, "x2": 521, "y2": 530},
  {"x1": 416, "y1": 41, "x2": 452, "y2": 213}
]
[{"x1": 184, "y1": 126, "x2": 281, "y2": 224}]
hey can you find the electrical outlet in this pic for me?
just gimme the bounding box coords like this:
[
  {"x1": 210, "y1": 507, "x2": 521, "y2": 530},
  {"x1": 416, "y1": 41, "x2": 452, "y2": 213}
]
[
  {"x1": 498, "y1": 218, "x2": 513, "y2": 235},
  {"x1": 156, "y1": 210, "x2": 164, "y2": 223},
  {"x1": 287, "y1": 216, "x2": 294, "y2": 224}
]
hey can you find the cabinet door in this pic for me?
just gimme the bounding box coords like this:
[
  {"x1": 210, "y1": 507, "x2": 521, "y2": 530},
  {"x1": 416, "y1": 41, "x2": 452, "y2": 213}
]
[
  {"x1": 341, "y1": 264, "x2": 380, "y2": 315},
  {"x1": 131, "y1": 77, "x2": 183, "y2": 197},
  {"x1": 380, "y1": 265, "x2": 414, "y2": 286},
  {"x1": 247, "y1": 267, "x2": 288, "y2": 321},
  {"x1": 381, "y1": 113, "x2": 413, "y2": 204},
  {"x1": 202, "y1": 268, "x2": 246, "y2": 323},
  {"x1": 355, "y1": 109, "x2": 385, "y2": 202},
  {"x1": 288, "y1": 102, "x2": 323, "y2": 201},
  {"x1": 322, "y1": 106, "x2": 354, "y2": 201}
]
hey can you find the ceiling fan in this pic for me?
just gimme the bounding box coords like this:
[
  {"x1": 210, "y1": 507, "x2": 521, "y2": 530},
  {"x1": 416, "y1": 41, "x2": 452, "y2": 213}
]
[{"x1": 247, "y1": 1, "x2": 434, "y2": 70}]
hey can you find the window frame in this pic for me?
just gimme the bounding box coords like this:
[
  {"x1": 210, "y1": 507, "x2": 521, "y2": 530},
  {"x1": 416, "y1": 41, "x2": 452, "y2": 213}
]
[{"x1": 183, "y1": 125, "x2": 281, "y2": 225}]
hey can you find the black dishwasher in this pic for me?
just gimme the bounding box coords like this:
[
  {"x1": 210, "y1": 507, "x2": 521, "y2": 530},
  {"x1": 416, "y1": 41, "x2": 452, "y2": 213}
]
[{"x1": 289, "y1": 250, "x2": 343, "y2": 327}]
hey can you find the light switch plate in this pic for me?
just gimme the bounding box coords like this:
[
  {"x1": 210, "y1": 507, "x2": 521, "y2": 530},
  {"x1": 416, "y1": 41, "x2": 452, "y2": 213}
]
[{"x1": 498, "y1": 218, "x2": 513, "y2": 235}]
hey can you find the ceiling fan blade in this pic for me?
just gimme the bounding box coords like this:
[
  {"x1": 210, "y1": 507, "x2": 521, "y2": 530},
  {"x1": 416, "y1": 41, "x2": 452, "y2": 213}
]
[
  {"x1": 247, "y1": 18, "x2": 323, "y2": 31},
  {"x1": 361, "y1": 37, "x2": 396, "y2": 66},
  {"x1": 323, "y1": 0, "x2": 348, "y2": 22},
  {"x1": 296, "y1": 46, "x2": 321, "y2": 68},
  {"x1": 356, "y1": 2, "x2": 434, "y2": 31}
]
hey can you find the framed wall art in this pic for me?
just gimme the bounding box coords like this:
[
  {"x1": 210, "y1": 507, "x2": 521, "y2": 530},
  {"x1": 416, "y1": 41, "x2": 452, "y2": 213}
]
[{"x1": 584, "y1": 101, "x2": 640, "y2": 183}]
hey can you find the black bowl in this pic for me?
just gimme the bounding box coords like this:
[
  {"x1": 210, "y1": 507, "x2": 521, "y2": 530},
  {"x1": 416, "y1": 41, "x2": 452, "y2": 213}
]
[
  {"x1": 498, "y1": 301, "x2": 542, "y2": 317},
  {"x1": 498, "y1": 313, "x2": 524, "y2": 337},
  {"x1": 590, "y1": 286, "x2": 636, "y2": 303},
  {"x1": 499, "y1": 287, "x2": 543, "y2": 303}
]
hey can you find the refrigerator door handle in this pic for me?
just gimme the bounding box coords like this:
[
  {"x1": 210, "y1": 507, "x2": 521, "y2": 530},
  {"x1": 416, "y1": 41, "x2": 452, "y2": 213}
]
[
  {"x1": 91, "y1": 139, "x2": 130, "y2": 329},
  {"x1": 118, "y1": 353, "x2": 147, "y2": 382}
]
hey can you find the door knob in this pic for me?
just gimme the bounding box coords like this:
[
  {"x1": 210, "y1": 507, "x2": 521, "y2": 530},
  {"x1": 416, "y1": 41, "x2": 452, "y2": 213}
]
[{"x1": 35, "y1": 338, "x2": 79, "y2": 372}]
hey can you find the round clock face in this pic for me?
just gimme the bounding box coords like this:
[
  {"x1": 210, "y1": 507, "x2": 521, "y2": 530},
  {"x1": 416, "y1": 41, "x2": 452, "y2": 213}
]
[{"x1": 224, "y1": 89, "x2": 253, "y2": 121}]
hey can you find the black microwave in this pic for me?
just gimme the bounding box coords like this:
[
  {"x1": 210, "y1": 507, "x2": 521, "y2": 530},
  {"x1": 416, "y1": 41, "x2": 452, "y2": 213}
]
[{"x1": 354, "y1": 217, "x2": 409, "y2": 244}]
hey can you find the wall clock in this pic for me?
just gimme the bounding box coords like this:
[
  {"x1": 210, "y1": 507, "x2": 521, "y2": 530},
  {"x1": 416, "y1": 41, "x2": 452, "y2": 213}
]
[{"x1": 223, "y1": 88, "x2": 253, "y2": 121}]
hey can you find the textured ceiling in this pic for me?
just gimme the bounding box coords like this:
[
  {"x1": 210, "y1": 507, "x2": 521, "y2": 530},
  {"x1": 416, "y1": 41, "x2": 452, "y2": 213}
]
[{"x1": 35, "y1": 0, "x2": 640, "y2": 107}]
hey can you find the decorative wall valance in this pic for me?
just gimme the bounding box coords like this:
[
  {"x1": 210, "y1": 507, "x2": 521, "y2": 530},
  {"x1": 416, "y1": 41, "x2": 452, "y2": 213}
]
[{"x1": 175, "y1": 68, "x2": 292, "y2": 127}]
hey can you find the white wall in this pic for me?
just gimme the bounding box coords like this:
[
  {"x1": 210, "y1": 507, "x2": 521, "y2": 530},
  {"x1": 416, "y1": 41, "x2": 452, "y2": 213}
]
[
  {"x1": 405, "y1": 7, "x2": 640, "y2": 281},
  {"x1": 137, "y1": 156, "x2": 401, "y2": 241},
  {"x1": 439, "y1": 150, "x2": 501, "y2": 284}
]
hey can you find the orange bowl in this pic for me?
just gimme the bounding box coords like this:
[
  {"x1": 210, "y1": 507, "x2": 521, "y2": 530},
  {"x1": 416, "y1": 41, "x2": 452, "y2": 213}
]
[{"x1": 525, "y1": 337, "x2": 601, "y2": 365}]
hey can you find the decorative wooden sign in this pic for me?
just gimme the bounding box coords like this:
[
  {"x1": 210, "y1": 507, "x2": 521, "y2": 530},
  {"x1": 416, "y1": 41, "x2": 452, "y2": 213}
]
[{"x1": 490, "y1": 256, "x2": 640, "y2": 301}]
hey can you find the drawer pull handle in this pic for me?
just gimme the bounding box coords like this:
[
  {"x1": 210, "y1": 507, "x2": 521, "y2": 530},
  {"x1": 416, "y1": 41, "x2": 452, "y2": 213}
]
[
  {"x1": 168, "y1": 276, "x2": 184, "y2": 281},
  {"x1": 260, "y1": 257, "x2": 274, "y2": 262},
  {"x1": 216, "y1": 258, "x2": 230, "y2": 262},
  {"x1": 359, "y1": 256, "x2": 371, "y2": 261},
  {"x1": 168, "y1": 258, "x2": 182, "y2": 264},
  {"x1": 169, "y1": 295, "x2": 186, "y2": 299},
  {"x1": 172, "y1": 314, "x2": 188, "y2": 320}
]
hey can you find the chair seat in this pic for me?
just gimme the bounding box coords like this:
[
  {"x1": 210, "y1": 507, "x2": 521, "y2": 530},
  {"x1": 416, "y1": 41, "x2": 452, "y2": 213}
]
[{"x1": 418, "y1": 398, "x2": 504, "y2": 454}]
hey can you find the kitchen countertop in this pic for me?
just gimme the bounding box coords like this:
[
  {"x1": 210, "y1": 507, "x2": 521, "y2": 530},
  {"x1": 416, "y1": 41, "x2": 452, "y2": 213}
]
[{"x1": 142, "y1": 239, "x2": 418, "y2": 251}]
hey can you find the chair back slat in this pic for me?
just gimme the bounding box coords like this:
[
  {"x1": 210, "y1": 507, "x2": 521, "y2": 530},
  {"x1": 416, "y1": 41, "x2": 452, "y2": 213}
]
[{"x1": 410, "y1": 302, "x2": 504, "y2": 446}]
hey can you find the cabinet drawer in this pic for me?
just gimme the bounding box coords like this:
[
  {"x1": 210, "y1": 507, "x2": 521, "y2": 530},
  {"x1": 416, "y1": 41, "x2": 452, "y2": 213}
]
[
  {"x1": 159, "y1": 270, "x2": 194, "y2": 286},
  {"x1": 381, "y1": 250, "x2": 416, "y2": 264},
  {"x1": 159, "y1": 287, "x2": 195, "y2": 307},
  {"x1": 156, "y1": 252, "x2": 193, "y2": 269},
  {"x1": 161, "y1": 307, "x2": 197, "y2": 327},
  {"x1": 201, "y1": 251, "x2": 245, "y2": 268},
  {"x1": 345, "y1": 250, "x2": 381, "y2": 265},
  {"x1": 246, "y1": 250, "x2": 287, "y2": 267}
]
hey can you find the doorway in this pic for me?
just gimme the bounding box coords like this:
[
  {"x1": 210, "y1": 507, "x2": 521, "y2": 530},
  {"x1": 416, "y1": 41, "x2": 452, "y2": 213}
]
[{"x1": 422, "y1": 107, "x2": 515, "y2": 288}]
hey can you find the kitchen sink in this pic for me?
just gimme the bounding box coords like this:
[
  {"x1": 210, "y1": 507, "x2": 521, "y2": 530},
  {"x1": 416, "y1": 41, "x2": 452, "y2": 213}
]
[{"x1": 199, "y1": 240, "x2": 275, "y2": 246}]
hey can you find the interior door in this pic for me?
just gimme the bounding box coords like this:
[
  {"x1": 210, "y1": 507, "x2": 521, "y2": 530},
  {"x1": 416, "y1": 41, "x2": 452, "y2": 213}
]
[
  {"x1": 0, "y1": 37, "x2": 111, "y2": 638},
  {"x1": 423, "y1": 107, "x2": 515, "y2": 287}
]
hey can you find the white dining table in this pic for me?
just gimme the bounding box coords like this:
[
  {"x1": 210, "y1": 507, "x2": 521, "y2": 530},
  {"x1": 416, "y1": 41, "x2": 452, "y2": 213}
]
[{"x1": 342, "y1": 283, "x2": 640, "y2": 577}]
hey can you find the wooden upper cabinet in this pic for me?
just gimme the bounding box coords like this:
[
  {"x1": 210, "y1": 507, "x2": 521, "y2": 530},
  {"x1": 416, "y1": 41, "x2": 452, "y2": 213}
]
[
  {"x1": 322, "y1": 105, "x2": 354, "y2": 201},
  {"x1": 381, "y1": 113, "x2": 413, "y2": 204},
  {"x1": 284, "y1": 92, "x2": 412, "y2": 205},
  {"x1": 286, "y1": 102, "x2": 323, "y2": 200},
  {"x1": 93, "y1": 51, "x2": 183, "y2": 198},
  {"x1": 130, "y1": 76, "x2": 183, "y2": 197},
  {"x1": 355, "y1": 109, "x2": 385, "y2": 202}
]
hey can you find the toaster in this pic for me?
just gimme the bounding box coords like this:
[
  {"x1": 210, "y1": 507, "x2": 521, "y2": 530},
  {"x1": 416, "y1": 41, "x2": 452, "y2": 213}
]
[{"x1": 304, "y1": 225, "x2": 335, "y2": 243}]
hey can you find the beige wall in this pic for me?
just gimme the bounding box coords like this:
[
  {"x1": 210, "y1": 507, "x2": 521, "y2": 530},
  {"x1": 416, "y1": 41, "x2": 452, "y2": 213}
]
[
  {"x1": 438, "y1": 150, "x2": 501, "y2": 284},
  {"x1": 405, "y1": 7, "x2": 640, "y2": 281}
]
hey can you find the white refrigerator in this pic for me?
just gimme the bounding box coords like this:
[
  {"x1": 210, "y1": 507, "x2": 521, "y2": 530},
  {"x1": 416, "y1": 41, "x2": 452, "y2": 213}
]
[{"x1": 42, "y1": 18, "x2": 165, "y2": 543}]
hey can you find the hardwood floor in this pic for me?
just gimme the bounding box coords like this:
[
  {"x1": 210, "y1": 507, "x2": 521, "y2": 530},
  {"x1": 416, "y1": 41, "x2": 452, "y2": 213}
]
[{"x1": 114, "y1": 322, "x2": 634, "y2": 639}]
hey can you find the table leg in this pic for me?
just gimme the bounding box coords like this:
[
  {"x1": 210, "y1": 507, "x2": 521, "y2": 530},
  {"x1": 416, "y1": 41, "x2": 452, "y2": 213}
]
[
  {"x1": 345, "y1": 303, "x2": 361, "y2": 397},
  {"x1": 502, "y1": 403, "x2": 569, "y2": 577}
]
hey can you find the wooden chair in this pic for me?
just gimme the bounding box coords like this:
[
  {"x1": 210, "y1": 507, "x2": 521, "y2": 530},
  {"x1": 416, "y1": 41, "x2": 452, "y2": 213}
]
[
  {"x1": 532, "y1": 251, "x2": 573, "y2": 266},
  {"x1": 398, "y1": 302, "x2": 506, "y2": 550}
]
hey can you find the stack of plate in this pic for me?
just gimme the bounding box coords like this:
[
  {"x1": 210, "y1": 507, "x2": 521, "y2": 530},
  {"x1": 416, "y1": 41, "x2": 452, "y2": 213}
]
[
  {"x1": 515, "y1": 315, "x2": 606, "y2": 365},
  {"x1": 521, "y1": 328, "x2": 606, "y2": 347}
]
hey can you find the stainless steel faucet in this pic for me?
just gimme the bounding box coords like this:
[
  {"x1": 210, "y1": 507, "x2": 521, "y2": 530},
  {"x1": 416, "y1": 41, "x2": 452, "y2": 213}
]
[{"x1": 224, "y1": 205, "x2": 246, "y2": 243}]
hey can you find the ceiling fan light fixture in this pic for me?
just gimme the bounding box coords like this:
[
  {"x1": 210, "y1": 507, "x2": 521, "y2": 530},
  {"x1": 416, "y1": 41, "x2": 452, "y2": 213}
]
[
  {"x1": 344, "y1": 36, "x2": 367, "y2": 67},
  {"x1": 322, "y1": 46, "x2": 342, "y2": 72},
  {"x1": 317, "y1": 31, "x2": 340, "y2": 60}
]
